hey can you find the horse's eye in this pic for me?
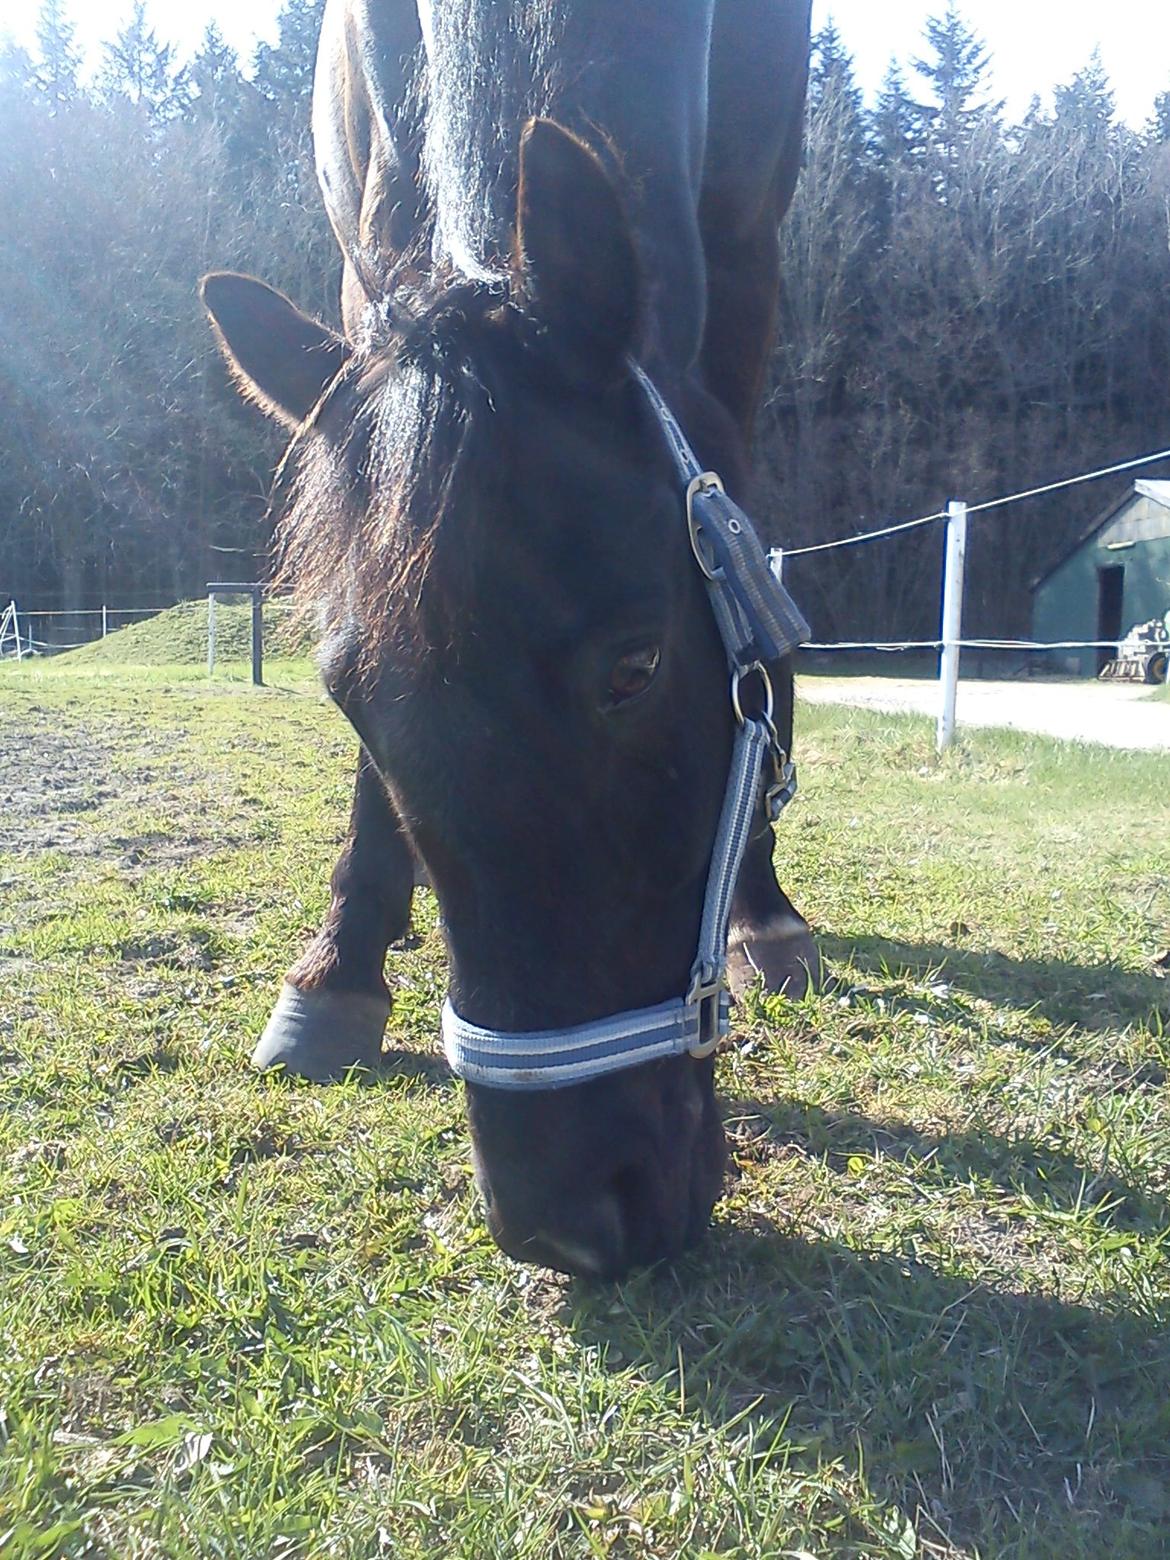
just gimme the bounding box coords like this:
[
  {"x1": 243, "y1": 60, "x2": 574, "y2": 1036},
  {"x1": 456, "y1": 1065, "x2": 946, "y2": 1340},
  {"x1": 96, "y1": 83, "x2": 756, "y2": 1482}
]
[{"x1": 606, "y1": 644, "x2": 661, "y2": 708}]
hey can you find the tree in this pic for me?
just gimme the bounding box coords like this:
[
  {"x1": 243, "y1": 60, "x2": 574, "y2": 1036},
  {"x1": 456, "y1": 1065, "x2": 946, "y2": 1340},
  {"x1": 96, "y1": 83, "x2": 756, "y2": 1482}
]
[
  {"x1": 0, "y1": 39, "x2": 34, "y2": 95},
  {"x1": 99, "y1": 2, "x2": 190, "y2": 119},
  {"x1": 870, "y1": 65, "x2": 926, "y2": 170},
  {"x1": 34, "y1": 0, "x2": 79, "y2": 107},
  {"x1": 252, "y1": 0, "x2": 325, "y2": 113},
  {"x1": 912, "y1": 3, "x2": 1000, "y2": 195},
  {"x1": 1053, "y1": 50, "x2": 1116, "y2": 135},
  {"x1": 809, "y1": 22, "x2": 863, "y2": 124},
  {"x1": 187, "y1": 23, "x2": 245, "y2": 128}
]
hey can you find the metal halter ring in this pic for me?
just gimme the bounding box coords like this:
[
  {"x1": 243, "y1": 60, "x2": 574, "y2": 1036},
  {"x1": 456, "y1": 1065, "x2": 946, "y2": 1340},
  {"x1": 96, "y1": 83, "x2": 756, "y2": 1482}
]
[
  {"x1": 686, "y1": 471, "x2": 726, "y2": 580},
  {"x1": 730, "y1": 661, "x2": 774, "y2": 727}
]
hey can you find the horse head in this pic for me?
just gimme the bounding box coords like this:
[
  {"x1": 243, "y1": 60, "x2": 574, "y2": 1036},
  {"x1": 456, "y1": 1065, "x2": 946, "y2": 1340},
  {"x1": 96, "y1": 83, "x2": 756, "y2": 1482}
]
[{"x1": 204, "y1": 120, "x2": 747, "y2": 1276}]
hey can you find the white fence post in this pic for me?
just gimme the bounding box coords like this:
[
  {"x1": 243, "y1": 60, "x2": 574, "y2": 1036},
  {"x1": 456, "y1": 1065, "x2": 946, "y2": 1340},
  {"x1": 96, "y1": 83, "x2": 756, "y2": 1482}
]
[
  {"x1": 3, "y1": 600, "x2": 25, "y2": 662},
  {"x1": 101, "y1": 604, "x2": 108, "y2": 639},
  {"x1": 937, "y1": 500, "x2": 968, "y2": 752},
  {"x1": 207, "y1": 592, "x2": 217, "y2": 677}
]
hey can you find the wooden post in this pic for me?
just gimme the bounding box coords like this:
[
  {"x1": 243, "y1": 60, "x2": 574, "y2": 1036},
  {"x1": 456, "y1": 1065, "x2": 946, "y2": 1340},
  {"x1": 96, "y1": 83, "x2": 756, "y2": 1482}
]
[
  {"x1": 101, "y1": 604, "x2": 108, "y2": 639},
  {"x1": 937, "y1": 500, "x2": 968, "y2": 753},
  {"x1": 207, "y1": 592, "x2": 217, "y2": 677},
  {"x1": 251, "y1": 587, "x2": 263, "y2": 688}
]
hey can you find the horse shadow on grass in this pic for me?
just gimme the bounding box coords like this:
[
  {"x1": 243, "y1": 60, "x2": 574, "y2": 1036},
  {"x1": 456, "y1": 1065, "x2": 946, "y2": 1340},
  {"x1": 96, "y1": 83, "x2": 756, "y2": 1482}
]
[
  {"x1": 721, "y1": 1094, "x2": 1170, "y2": 1238},
  {"x1": 820, "y1": 931, "x2": 1167, "y2": 1046},
  {"x1": 256, "y1": 1047, "x2": 457, "y2": 1090},
  {"x1": 566, "y1": 1211, "x2": 1170, "y2": 1556},
  {"x1": 260, "y1": 1018, "x2": 1170, "y2": 1549},
  {"x1": 371, "y1": 1047, "x2": 455, "y2": 1087},
  {"x1": 561, "y1": 1073, "x2": 1170, "y2": 1556}
]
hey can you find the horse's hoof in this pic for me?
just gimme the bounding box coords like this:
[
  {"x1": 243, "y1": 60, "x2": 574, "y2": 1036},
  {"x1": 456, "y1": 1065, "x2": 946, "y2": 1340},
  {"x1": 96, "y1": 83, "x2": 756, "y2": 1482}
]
[
  {"x1": 727, "y1": 917, "x2": 825, "y2": 1001},
  {"x1": 251, "y1": 983, "x2": 391, "y2": 1081}
]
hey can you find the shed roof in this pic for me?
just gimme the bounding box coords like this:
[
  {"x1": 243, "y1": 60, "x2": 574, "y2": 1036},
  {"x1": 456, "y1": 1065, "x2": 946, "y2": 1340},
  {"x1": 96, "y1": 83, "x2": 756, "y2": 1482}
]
[{"x1": 1029, "y1": 477, "x2": 1170, "y2": 591}]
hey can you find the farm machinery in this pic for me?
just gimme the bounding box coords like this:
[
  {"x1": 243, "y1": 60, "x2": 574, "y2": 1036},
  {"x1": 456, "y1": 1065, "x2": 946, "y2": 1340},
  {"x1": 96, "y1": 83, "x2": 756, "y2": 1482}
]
[{"x1": 1099, "y1": 615, "x2": 1170, "y2": 684}]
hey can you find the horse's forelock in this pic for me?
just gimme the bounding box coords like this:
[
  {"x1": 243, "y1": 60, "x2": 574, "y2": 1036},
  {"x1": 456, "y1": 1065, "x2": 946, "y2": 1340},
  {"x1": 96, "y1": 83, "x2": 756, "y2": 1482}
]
[{"x1": 272, "y1": 278, "x2": 514, "y2": 666}]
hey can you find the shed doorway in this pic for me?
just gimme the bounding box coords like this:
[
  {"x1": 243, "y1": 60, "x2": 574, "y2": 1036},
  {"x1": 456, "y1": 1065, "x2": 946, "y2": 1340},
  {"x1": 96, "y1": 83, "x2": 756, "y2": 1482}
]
[{"x1": 1096, "y1": 564, "x2": 1125, "y2": 673}]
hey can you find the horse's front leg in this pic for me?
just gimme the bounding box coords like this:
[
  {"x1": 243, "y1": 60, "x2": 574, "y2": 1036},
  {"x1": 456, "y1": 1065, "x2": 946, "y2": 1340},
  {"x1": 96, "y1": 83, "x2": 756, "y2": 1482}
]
[
  {"x1": 252, "y1": 747, "x2": 415, "y2": 1079},
  {"x1": 726, "y1": 657, "x2": 822, "y2": 1000},
  {"x1": 727, "y1": 823, "x2": 820, "y2": 1000}
]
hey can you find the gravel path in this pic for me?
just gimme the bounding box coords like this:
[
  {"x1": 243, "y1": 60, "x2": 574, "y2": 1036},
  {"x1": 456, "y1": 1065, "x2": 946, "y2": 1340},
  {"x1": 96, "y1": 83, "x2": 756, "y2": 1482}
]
[{"x1": 799, "y1": 676, "x2": 1170, "y2": 751}]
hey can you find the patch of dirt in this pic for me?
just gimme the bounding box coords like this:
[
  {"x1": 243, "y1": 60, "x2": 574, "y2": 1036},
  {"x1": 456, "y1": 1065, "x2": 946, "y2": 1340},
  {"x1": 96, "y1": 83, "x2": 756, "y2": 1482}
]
[
  {"x1": 0, "y1": 705, "x2": 219, "y2": 872},
  {"x1": 0, "y1": 706, "x2": 119, "y2": 857},
  {"x1": 118, "y1": 931, "x2": 216, "y2": 971}
]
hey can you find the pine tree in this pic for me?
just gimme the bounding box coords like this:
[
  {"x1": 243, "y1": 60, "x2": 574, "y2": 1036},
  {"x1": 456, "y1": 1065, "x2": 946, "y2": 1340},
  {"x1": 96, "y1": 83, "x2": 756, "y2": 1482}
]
[
  {"x1": 810, "y1": 22, "x2": 863, "y2": 123},
  {"x1": 190, "y1": 23, "x2": 237, "y2": 100},
  {"x1": 253, "y1": 0, "x2": 325, "y2": 112},
  {"x1": 912, "y1": 3, "x2": 1000, "y2": 188},
  {"x1": 1053, "y1": 50, "x2": 1116, "y2": 134},
  {"x1": 99, "y1": 3, "x2": 190, "y2": 119},
  {"x1": 1152, "y1": 88, "x2": 1170, "y2": 145},
  {"x1": 187, "y1": 24, "x2": 247, "y2": 129},
  {"x1": 34, "y1": 0, "x2": 80, "y2": 107},
  {"x1": 0, "y1": 39, "x2": 34, "y2": 96},
  {"x1": 809, "y1": 24, "x2": 870, "y2": 182},
  {"x1": 870, "y1": 64, "x2": 925, "y2": 168}
]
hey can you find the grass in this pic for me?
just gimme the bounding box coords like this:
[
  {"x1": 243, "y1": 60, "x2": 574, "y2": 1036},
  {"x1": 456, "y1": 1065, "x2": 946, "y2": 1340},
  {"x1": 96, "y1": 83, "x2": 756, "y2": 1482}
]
[{"x1": 1, "y1": 658, "x2": 1168, "y2": 1558}]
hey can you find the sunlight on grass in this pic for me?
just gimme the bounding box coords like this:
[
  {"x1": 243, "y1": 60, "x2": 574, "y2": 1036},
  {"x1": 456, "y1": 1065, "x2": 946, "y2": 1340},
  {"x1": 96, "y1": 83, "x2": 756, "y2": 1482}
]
[{"x1": 0, "y1": 668, "x2": 1167, "y2": 1557}]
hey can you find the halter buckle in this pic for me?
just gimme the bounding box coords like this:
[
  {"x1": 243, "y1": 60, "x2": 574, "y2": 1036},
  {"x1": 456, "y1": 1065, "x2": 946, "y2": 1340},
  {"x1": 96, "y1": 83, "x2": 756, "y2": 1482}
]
[
  {"x1": 686, "y1": 472, "x2": 727, "y2": 580},
  {"x1": 686, "y1": 963, "x2": 728, "y2": 1058},
  {"x1": 765, "y1": 755, "x2": 798, "y2": 820}
]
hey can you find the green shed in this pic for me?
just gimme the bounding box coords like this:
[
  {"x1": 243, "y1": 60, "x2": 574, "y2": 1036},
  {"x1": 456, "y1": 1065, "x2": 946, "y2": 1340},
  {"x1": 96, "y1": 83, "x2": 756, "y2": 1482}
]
[{"x1": 1030, "y1": 479, "x2": 1170, "y2": 676}]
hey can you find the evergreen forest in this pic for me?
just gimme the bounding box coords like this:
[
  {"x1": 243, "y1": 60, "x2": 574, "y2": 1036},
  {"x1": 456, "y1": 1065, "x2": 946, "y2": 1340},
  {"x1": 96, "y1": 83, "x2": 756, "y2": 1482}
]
[{"x1": 2, "y1": 1, "x2": 1169, "y2": 643}]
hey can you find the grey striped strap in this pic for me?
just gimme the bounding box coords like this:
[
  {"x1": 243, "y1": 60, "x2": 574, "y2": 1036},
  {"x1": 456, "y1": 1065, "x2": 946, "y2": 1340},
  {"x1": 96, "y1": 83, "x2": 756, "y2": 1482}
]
[
  {"x1": 442, "y1": 996, "x2": 704, "y2": 1090},
  {"x1": 629, "y1": 361, "x2": 808, "y2": 663}
]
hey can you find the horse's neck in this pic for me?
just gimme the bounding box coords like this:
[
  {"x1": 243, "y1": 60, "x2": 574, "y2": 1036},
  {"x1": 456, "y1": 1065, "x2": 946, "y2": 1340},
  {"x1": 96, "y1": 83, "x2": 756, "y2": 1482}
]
[{"x1": 417, "y1": 0, "x2": 714, "y2": 376}]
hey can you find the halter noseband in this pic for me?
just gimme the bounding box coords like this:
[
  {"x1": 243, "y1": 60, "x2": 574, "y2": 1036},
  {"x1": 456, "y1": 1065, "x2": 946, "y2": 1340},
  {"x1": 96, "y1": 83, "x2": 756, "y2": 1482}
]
[{"x1": 441, "y1": 362, "x2": 809, "y2": 1090}]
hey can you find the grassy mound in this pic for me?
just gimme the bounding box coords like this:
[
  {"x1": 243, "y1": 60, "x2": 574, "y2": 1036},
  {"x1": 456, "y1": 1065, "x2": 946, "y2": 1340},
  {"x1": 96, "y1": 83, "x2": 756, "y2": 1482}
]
[{"x1": 54, "y1": 598, "x2": 315, "y2": 667}]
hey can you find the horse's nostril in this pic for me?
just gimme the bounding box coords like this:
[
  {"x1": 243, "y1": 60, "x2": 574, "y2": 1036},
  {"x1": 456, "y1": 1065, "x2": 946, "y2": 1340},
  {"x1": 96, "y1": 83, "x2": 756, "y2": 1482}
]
[
  {"x1": 536, "y1": 1155, "x2": 696, "y2": 1277},
  {"x1": 611, "y1": 1159, "x2": 687, "y2": 1267},
  {"x1": 536, "y1": 1190, "x2": 626, "y2": 1277}
]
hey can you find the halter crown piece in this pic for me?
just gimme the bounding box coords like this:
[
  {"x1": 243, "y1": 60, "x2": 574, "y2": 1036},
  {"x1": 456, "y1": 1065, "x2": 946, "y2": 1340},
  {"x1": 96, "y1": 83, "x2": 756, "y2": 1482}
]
[{"x1": 441, "y1": 361, "x2": 810, "y2": 1090}]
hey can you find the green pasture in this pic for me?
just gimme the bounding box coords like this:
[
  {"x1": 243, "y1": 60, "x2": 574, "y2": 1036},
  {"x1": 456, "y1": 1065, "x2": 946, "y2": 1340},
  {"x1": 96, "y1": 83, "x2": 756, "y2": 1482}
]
[{"x1": 0, "y1": 654, "x2": 1168, "y2": 1559}]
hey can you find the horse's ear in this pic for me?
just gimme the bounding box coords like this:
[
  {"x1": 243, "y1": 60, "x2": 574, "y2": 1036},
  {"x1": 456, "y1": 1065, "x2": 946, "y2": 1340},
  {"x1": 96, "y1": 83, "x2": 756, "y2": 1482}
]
[
  {"x1": 201, "y1": 273, "x2": 350, "y2": 428},
  {"x1": 514, "y1": 118, "x2": 639, "y2": 384}
]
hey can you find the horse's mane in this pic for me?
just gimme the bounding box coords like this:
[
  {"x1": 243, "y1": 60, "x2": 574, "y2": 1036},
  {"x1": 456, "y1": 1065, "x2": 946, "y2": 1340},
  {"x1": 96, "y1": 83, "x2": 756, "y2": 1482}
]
[
  {"x1": 272, "y1": 1, "x2": 601, "y2": 661},
  {"x1": 273, "y1": 277, "x2": 519, "y2": 661},
  {"x1": 420, "y1": 1, "x2": 565, "y2": 279}
]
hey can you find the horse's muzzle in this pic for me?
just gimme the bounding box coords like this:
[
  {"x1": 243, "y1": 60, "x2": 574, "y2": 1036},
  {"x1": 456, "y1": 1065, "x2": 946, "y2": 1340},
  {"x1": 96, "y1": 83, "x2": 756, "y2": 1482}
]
[{"x1": 465, "y1": 1054, "x2": 726, "y2": 1278}]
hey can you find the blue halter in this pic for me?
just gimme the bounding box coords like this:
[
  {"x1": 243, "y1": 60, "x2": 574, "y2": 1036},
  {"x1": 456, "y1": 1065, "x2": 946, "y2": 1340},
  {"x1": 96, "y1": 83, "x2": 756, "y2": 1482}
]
[{"x1": 441, "y1": 363, "x2": 809, "y2": 1090}]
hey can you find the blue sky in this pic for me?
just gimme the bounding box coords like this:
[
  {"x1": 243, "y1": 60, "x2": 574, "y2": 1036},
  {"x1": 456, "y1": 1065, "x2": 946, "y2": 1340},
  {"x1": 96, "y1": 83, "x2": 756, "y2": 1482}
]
[{"x1": 6, "y1": 1, "x2": 1169, "y2": 129}]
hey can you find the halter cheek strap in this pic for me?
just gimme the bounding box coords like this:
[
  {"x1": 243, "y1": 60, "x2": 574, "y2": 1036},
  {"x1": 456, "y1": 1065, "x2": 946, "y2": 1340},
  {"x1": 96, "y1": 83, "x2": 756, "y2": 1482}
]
[{"x1": 441, "y1": 362, "x2": 809, "y2": 1090}]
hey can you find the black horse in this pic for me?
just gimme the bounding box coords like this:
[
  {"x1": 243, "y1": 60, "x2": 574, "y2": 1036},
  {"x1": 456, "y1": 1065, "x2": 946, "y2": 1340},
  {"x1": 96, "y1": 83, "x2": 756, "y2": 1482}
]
[{"x1": 202, "y1": 0, "x2": 814, "y2": 1277}]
